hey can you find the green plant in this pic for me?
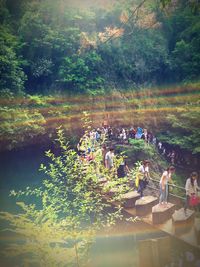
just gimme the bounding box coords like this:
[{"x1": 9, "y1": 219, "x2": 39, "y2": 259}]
[
  {"x1": 0, "y1": 123, "x2": 132, "y2": 266},
  {"x1": 0, "y1": 106, "x2": 46, "y2": 150}
]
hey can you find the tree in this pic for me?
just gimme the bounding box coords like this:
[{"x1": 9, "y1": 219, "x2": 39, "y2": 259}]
[
  {"x1": 17, "y1": 0, "x2": 81, "y2": 93},
  {"x1": 0, "y1": 26, "x2": 26, "y2": 93},
  {"x1": 59, "y1": 51, "x2": 105, "y2": 93},
  {"x1": 158, "y1": 107, "x2": 200, "y2": 154},
  {"x1": 158, "y1": 0, "x2": 200, "y2": 82},
  {"x1": 0, "y1": 124, "x2": 132, "y2": 266}
]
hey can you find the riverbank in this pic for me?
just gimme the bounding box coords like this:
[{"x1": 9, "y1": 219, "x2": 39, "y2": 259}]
[{"x1": 0, "y1": 82, "x2": 200, "y2": 152}]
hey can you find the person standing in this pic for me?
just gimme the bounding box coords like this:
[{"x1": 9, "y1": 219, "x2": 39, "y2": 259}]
[
  {"x1": 184, "y1": 172, "x2": 200, "y2": 213},
  {"x1": 117, "y1": 159, "x2": 130, "y2": 178},
  {"x1": 170, "y1": 150, "x2": 176, "y2": 165},
  {"x1": 135, "y1": 127, "x2": 143, "y2": 139},
  {"x1": 101, "y1": 144, "x2": 107, "y2": 167},
  {"x1": 143, "y1": 128, "x2": 148, "y2": 143},
  {"x1": 137, "y1": 160, "x2": 150, "y2": 198},
  {"x1": 152, "y1": 136, "x2": 157, "y2": 146},
  {"x1": 158, "y1": 141, "x2": 162, "y2": 152},
  {"x1": 159, "y1": 166, "x2": 175, "y2": 206},
  {"x1": 105, "y1": 147, "x2": 115, "y2": 170}
]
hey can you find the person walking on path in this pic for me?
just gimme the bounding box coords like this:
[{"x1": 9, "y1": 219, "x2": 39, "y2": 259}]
[
  {"x1": 137, "y1": 160, "x2": 150, "y2": 198},
  {"x1": 117, "y1": 158, "x2": 130, "y2": 178},
  {"x1": 184, "y1": 172, "x2": 200, "y2": 213},
  {"x1": 159, "y1": 166, "x2": 175, "y2": 206}
]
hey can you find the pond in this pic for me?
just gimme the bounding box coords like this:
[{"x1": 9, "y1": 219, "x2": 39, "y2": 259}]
[{"x1": 0, "y1": 144, "x2": 49, "y2": 213}]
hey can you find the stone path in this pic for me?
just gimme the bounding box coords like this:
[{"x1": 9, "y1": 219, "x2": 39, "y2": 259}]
[{"x1": 100, "y1": 179, "x2": 200, "y2": 249}]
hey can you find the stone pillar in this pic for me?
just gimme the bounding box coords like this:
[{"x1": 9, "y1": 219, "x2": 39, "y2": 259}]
[{"x1": 138, "y1": 237, "x2": 171, "y2": 267}]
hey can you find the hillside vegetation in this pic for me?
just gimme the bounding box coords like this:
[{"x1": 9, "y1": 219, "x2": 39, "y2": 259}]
[
  {"x1": 0, "y1": 0, "x2": 199, "y2": 158},
  {"x1": 1, "y1": 0, "x2": 200, "y2": 94}
]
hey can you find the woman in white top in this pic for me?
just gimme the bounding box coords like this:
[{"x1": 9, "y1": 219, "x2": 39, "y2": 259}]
[
  {"x1": 184, "y1": 172, "x2": 200, "y2": 212},
  {"x1": 137, "y1": 160, "x2": 150, "y2": 198},
  {"x1": 159, "y1": 166, "x2": 175, "y2": 205}
]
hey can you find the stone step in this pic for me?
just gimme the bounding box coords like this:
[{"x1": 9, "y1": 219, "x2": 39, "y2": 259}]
[
  {"x1": 135, "y1": 196, "x2": 158, "y2": 216},
  {"x1": 121, "y1": 191, "x2": 140, "y2": 208},
  {"x1": 172, "y1": 208, "x2": 195, "y2": 225},
  {"x1": 172, "y1": 208, "x2": 195, "y2": 235},
  {"x1": 152, "y1": 203, "x2": 176, "y2": 224},
  {"x1": 102, "y1": 182, "x2": 124, "y2": 197}
]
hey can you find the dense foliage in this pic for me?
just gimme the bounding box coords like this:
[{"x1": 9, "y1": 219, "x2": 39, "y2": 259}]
[
  {"x1": 0, "y1": 126, "x2": 133, "y2": 266},
  {"x1": 0, "y1": 0, "x2": 200, "y2": 94},
  {"x1": 157, "y1": 107, "x2": 200, "y2": 154},
  {"x1": 0, "y1": 0, "x2": 199, "y2": 158}
]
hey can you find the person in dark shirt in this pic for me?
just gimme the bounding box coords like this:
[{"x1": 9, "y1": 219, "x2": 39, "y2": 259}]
[{"x1": 117, "y1": 159, "x2": 130, "y2": 178}]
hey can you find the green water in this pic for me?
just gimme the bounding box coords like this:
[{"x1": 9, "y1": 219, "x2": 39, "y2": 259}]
[
  {"x1": 0, "y1": 145, "x2": 200, "y2": 267},
  {"x1": 0, "y1": 145, "x2": 48, "y2": 213}
]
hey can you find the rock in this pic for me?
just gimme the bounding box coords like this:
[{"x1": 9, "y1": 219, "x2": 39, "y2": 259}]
[
  {"x1": 172, "y1": 208, "x2": 195, "y2": 235},
  {"x1": 172, "y1": 208, "x2": 195, "y2": 224},
  {"x1": 121, "y1": 191, "x2": 140, "y2": 208},
  {"x1": 152, "y1": 203, "x2": 176, "y2": 224},
  {"x1": 135, "y1": 196, "x2": 158, "y2": 216}
]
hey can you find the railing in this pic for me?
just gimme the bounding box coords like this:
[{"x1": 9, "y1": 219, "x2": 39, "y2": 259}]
[{"x1": 148, "y1": 177, "x2": 186, "y2": 201}]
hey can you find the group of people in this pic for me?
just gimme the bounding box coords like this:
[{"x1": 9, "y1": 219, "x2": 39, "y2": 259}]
[
  {"x1": 77, "y1": 125, "x2": 200, "y2": 213},
  {"x1": 157, "y1": 141, "x2": 196, "y2": 167},
  {"x1": 77, "y1": 124, "x2": 180, "y2": 166},
  {"x1": 106, "y1": 126, "x2": 155, "y2": 144},
  {"x1": 135, "y1": 160, "x2": 175, "y2": 205},
  {"x1": 78, "y1": 122, "x2": 198, "y2": 169},
  {"x1": 157, "y1": 142, "x2": 178, "y2": 165},
  {"x1": 110, "y1": 153, "x2": 200, "y2": 213},
  {"x1": 136, "y1": 161, "x2": 200, "y2": 212}
]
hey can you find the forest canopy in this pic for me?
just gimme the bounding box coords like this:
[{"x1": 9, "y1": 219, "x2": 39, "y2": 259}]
[
  {"x1": 0, "y1": 0, "x2": 200, "y2": 94},
  {"x1": 0, "y1": 0, "x2": 200, "y2": 157}
]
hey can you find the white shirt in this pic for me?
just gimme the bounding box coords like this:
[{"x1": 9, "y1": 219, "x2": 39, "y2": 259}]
[
  {"x1": 160, "y1": 171, "x2": 171, "y2": 185},
  {"x1": 138, "y1": 165, "x2": 149, "y2": 180},
  {"x1": 158, "y1": 142, "x2": 162, "y2": 149},
  {"x1": 139, "y1": 165, "x2": 149, "y2": 174},
  {"x1": 185, "y1": 178, "x2": 199, "y2": 196},
  {"x1": 105, "y1": 151, "x2": 114, "y2": 169}
]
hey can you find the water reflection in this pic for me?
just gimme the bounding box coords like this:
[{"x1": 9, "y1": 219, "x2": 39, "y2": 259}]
[
  {"x1": 91, "y1": 220, "x2": 200, "y2": 267},
  {"x1": 0, "y1": 221, "x2": 200, "y2": 267}
]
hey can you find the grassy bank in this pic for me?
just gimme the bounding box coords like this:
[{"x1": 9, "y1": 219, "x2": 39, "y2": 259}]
[{"x1": 0, "y1": 82, "x2": 199, "y2": 151}]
